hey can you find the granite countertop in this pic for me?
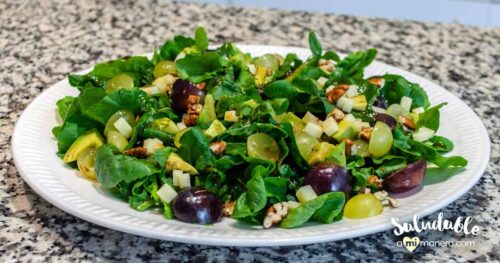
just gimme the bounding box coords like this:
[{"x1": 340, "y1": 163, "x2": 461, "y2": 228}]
[{"x1": 1, "y1": 0, "x2": 499, "y2": 261}]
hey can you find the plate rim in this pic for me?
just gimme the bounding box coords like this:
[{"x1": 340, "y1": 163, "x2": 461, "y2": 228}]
[{"x1": 11, "y1": 44, "x2": 491, "y2": 246}]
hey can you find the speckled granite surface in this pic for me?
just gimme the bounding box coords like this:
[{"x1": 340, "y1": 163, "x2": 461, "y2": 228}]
[{"x1": 1, "y1": 0, "x2": 499, "y2": 262}]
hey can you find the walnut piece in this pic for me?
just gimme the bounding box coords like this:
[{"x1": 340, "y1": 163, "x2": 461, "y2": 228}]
[
  {"x1": 343, "y1": 138, "x2": 353, "y2": 157},
  {"x1": 123, "y1": 147, "x2": 149, "y2": 159},
  {"x1": 373, "y1": 190, "x2": 399, "y2": 207},
  {"x1": 263, "y1": 202, "x2": 289, "y2": 229},
  {"x1": 209, "y1": 141, "x2": 227, "y2": 155},
  {"x1": 367, "y1": 77, "x2": 385, "y2": 88},
  {"x1": 359, "y1": 127, "x2": 373, "y2": 142},
  {"x1": 195, "y1": 82, "x2": 206, "y2": 90},
  {"x1": 183, "y1": 96, "x2": 203, "y2": 126},
  {"x1": 398, "y1": 116, "x2": 416, "y2": 130},
  {"x1": 222, "y1": 200, "x2": 235, "y2": 217},
  {"x1": 328, "y1": 108, "x2": 346, "y2": 122},
  {"x1": 367, "y1": 175, "x2": 383, "y2": 188},
  {"x1": 326, "y1": 84, "x2": 349, "y2": 103}
]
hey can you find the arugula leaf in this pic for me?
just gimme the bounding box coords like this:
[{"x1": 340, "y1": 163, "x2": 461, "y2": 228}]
[
  {"x1": 95, "y1": 145, "x2": 160, "y2": 189},
  {"x1": 194, "y1": 27, "x2": 209, "y2": 51},
  {"x1": 417, "y1": 103, "x2": 446, "y2": 131}
]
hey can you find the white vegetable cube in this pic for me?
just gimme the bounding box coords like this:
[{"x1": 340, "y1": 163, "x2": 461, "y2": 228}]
[
  {"x1": 345, "y1": 85, "x2": 359, "y2": 98},
  {"x1": 141, "y1": 86, "x2": 160, "y2": 95},
  {"x1": 325, "y1": 85, "x2": 335, "y2": 93},
  {"x1": 400, "y1": 96, "x2": 413, "y2": 112},
  {"x1": 372, "y1": 106, "x2": 386, "y2": 113},
  {"x1": 337, "y1": 96, "x2": 353, "y2": 113},
  {"x1": 287, "y1": 201, "x2": 301, "y2": 210},
  {"x1": 302, "y1": 111, "x2": 320, "y2": 124},
  {"x1": 143, "y1": 138, "x2": 164, "y2": 154},
  {"x1": 176, "y1": 122, "x2": 187, "y2": 130},
  {"x1": 296, "y1": 185, "x2": 318, "y2": 203},
  {"x1": 224, "y1": 110, "x2": 239, "y2": 122},
  {"x1": 172, "y1": 169, "x2": 184, "y2": 186},
  {"x1": 178, "y1": 173, "x2": 191, "y2": 189},
  {"x1": 343, "y1": 113, "x2": 356, "y2": 122},
  {"x1": 113, "y1": 117, "x2": 133, "y2": 139},
  {"x1": 317, "y1": 76, "x2": 328, "y2": 88},
  {"x1": 412, "y1": 107, "x2": 425, "y2": 115},
  {"x1": 156, "y1": 183, "x2": 177, "y2": 203},
  {"x1": 413, "y1": 127, "x2": 435, "y2": 142},
  {"x1": 321, "y1": 117, "x2": 339, "y2": 136},
  {"x1": 248, "y1": 63, "x2": 256, "y2": 75},
  {"x1": 303, "y1": 122, "x2": 323, "y2": 138}
]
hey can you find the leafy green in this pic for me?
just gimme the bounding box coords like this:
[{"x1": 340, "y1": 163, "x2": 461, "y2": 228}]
[
  {"x1": 308, "y1": 32, "x2": 322, "y2": 58},
  {"x1": 194, "y1": 26, "x2": 209, "y2": 51},
  {"x1": 232, "y1": 165, "x2": 268, "y2": 219},
  {"x1": 159, "y1": 35, "x2": 195, "y2": 61},
  {"x1": 176, "y1": 52, "x2": 228, "y2": 83},
  {"x1": 417, "y1": 103, "x2": 446, "y2": 131},
  {"x1": 178, "y1": 127, "x2": 215, "y2": 171},
  {"x1": 380, "y1": 74, "x2": 430, "y2": 109}
]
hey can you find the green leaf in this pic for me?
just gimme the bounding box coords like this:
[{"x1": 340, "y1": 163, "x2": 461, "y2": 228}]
[
  {"x1": 380, "y1": 74, "x2": 430, "y2": 109},
  {"x1": 426, "y1": 135, "x2": 454, "y2": 153},
  {"x1": 263, "y1": 177, "x2": 288, "y2": 202},
  {"x1": 95, "y1": 145, "x2": 160, "y2": 189},
  {"x1": 194, "y1": 27, "x2": 209, "y2": 51},
  {"x1": 281, "y1": 195, "x2": 326, "y2": 228},
  {"x1": 176, "y1": 52, "x2": 227, "y2": 83},
  {"x1": 232, "y1": 165, "x2": 268, "y2": 218},
  {"x1": 312, "y1": 192, "x2": 345, "y2": 224},
  {"x1": 308, "y1": 32, "x2": 322, "y2": 57},
  {"x1": 417, "y1": 103, "x2": 447, "y2": 131},
  {"x1": 264, "y1": 80, "x2": 298, "y2": 99},
  {"x1": 159, "y1": 35, "x2": 195, "y2": 61},
  {"x1": 56, "y1": 96, "x2": 77, "y2": 121},
  {"x1": 178, "y1": 127, "x2": 215, "y2": 171}
]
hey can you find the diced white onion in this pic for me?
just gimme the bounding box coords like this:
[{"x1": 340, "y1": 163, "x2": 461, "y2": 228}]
[
  {"x1": 400, "y1": 96, "x2": 413, "y2": 112},
  {"x1": 412, "y1": 107, "x2": 425, "y2": 115},
  {"x1": 343, "y1": 113, "x2": 356, "y2": 122},
  {"x1": 156, "y1": 183, "x2": 177, "y2": 203},
  {"x1": 321, "y1": 117, "x2": 339, "y2": 136},
  {"x1": 412, "y1": 127, "x2": 435, "y2": 142},
  {"x1": 302, "y1": 111, "x2": 320, "y2": 124},
  {"x1": 287, "y1": 201, "x2": 301, "y2": 210},
  {"x1": 296, "y1": 185, "x2": 318, "y2": 203},
  {"x1": 172, "y1": 169, "x2": 183, "y2": 186},
  {"x1": 317, "y1": 76, "x2": 328, "y2": 88},
  {"x1": 303, "y1": 122, "x2": 323, "y2": 138},
  {"x1": 325, "y1": 85, "x2": 335, "y2": 93},
  {"x1": 372, "y1": 106, "x2": 386, "y2": 113},
  {"x1": 141, "y1": 86, "x2": 160, "y2": 95},
  {"x1": 337, "y1": 96, "x2": 353, "y2": 112},
  {"x1": 178, "y1": 173, "x2": 191, "y2": 189},
  {"x1": 113, "y1": 118, "x2": 133, "y2": 139},
  {"x1": 345, "y1": 85, "x2": 359, "y2": 98},
  {"x1": 143, "y1": 138, "x2": 163, "y2": 154},
  {"x1": 176, "y1": 122, "x2": 187, "y2": 130}
]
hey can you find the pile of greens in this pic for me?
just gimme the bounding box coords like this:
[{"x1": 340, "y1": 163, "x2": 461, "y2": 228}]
[{"x1": 53, "y1": 27, "x2": 467, "y2": 228}]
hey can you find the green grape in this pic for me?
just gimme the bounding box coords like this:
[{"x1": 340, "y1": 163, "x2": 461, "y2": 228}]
[
  {"x1": 352, "y1": 139, "x2": 370, "y2": 157},
  {"x1": 368, "y1": 121, "x2": 393, "y2": 158},
  {"x1": 254, "y1": 54, "x2": 281, "y2": 71},
  {"x1": 247, "y1": 133, "x2": 280, "y2": 161},
  {"x1": 107, "y1": 131, "x2": 128, "y2": 151},
  {"x1": 154, "y1": 61, "x2": 177, "y2": 78},
  {"x1": 77, "y1": 147, "x2": 98, "y2": 180},
  {"x1": 104, "y1": 110, "x2": 135, "y2": 138},
  {"x1": 105, "y1": 74, "x2": 134, "y2": 94},
  {"x1": 295, "y1": 131, "x2": 319, "y2": 161},
  {"x1": 344, "y1": 194, "x2": 383, "y2": 219},
  {"x1": 386, "y1": 104, "x2": 408, "y2": 119}
]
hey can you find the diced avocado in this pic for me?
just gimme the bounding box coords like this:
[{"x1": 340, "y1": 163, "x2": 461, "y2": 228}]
[
  {"x1": 332, "y1": 120, "x2": 356, "y2": 142},
  {"x1": 307, "y1": 142, "x2": 336, "y2": 165},
  {"x1": 281, "y1": 112, "x2": 306, "y2": 134},
  {"x1": 63, "y1": 131, "x2": 104, "y2": 163},
  {"x1": 352, "y1": 95, "x2": 368, "y2": 111},
  {"x1": 198, "y1": 94, "x2": 217, "y2": 127},
  {"x1": 204, "y1": 120, "x2": 226, "y2": 139},
  {"x1": 307, "y1": 142, "x2": 347, "y2": 167},
  {"x1": 166, "y1": 153, "x2": 198, "y2": 175},
  {"x1": 150, "y1": 118, "x2": 179, "y2": 134}
]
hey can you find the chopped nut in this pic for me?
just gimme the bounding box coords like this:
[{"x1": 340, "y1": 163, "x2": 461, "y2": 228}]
[
  {"x1": 318, "y1": 59, "x2": 335, "y2": 72},
  {"x1": 123, "y1": 147, "x2": 149, "y2": 159},
  {"x1": 328, "y1": 108, "x2": 346, "y2": 122},
  {"x1": 373, "y1": 190, "x2": 399, "y2": 207},
  {"x1": 343, "y1": 138, "x2": 353, "y2": 157},
  {"x1": 318, "y1": 59, "x2": 329, "y2": 66},
  {"x1": 398, "y1": 116, "x2": 416, "y2": 130},
  {"x1": 195, "y1": 82, "x2": 206, "y2": 90},
  {"x1": 362, "y1": 188, "x2": 372, "y2": 194},
  {"x1": 222, "y1": 200, "x2": 235, "y2": 216},
  {"x1": 326, "y1": 84, "x2": 349, "y2": 103},
  {"x1": 187, "y1": 95, "x2": 201, "y2": 104},
  {"x1": 183, "y1": 96, "x2": 203, "y2": 126},
  {"x1": 183, "y1": 114, "x2": 198, "y2": 126},
  {"x1": 367, "y1": 175, "x2": 383, "y2": 188},
  {"x1": 209, "y1": 141, "x2": 227, "y2": 155},
  {"x1": 368, "y1": 77, "x2": 385, "y2": 88},
  {"x1": 359, "y1": 127, "x2": 373, "y2": 142},
  {"x1": 263, "y1": 202, "x2": 289, "y2": 229}
]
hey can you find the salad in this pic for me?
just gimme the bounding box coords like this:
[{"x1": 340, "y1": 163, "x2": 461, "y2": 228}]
[{"x1": 53, "y1": 27, "x2": 467, "y2": 229}]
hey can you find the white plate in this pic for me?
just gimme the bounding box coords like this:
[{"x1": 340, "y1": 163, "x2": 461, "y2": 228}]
[{"x1": 12, "y1": 45, "x2": 490, "y2": 246}]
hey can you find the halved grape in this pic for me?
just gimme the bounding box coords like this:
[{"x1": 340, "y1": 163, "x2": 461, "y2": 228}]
[
  {"x1": 351, "y1": 139, "x2": 370, "y2": 157},
  {"x1": 344, "y1": 193, "x2": 383, "y2": 219},
  {"x1": 171, "y1": 79, "x2": 205, "y2": 113},
  {"x1": 107, "y1": 130, "x2": 128, "y2": 151},
  {"x1": 77, "y1": 147, "x2": 98, "y2": 179},
  {"x1": 247, "y1": 133, "x2": 280, "y2": 161},
  {"x1": 294, "y1": 131, "x2": 319, "y2": 161},
  {"x1": 254, "y1": 54, "x2": 281, "y2": 71},
  {"x1": 105, "y1": 74, "x2": 134, "y2": 94},
  {"x1": 104, "y1": 110, "x2": 135, "y2": 138},
  {"x1": 368, "y1": 121, "x2": 393, "y2": 158},
  {"x1": 154, "y1": 61, "x2": 177, "y2": 78}
]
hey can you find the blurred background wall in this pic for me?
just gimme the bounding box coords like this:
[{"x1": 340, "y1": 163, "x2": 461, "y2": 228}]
[{"x1": 176, "y1": 0, "x2": 500, "y2": 27}]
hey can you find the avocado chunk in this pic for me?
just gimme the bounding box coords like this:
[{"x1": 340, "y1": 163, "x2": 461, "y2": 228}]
[
  {"x1": 307, "y1": 142, "x2": 346, "y2": 167},
  {"x1": 332, "y1": 120, "x2": 356, "y2": 142},
  {"x1": 63, "y1": 131, "x2": 104, "y2": 163},
  {"x1": 166, "y1": 153, "x2": 198, "y2": 175},
  {"x1": 281, "y1": 112, "x2": 306, "y2": 134},
  {"x1": 198, "y1": 94, "x2": 217, "y2": 127},
  {"x1": 204, "y1": 120, "x2": 226, "y2": 139},
  {"x1": 150, "y1": 118, "x2": 179, "y2": 134},
  {"x1": 351, "y1": 95, "x2": 368, "y2": 111}
]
